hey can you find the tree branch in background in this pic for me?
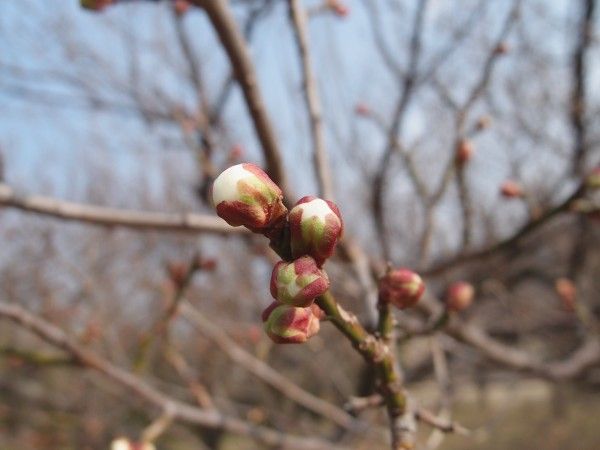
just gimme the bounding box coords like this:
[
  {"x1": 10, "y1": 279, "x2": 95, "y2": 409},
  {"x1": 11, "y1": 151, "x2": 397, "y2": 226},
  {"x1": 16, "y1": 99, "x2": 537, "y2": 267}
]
[
  {"x1": 288, "y1": 0, "x2": 335, "y2": 200},
  {"x1": 0, "y1": 183, "x2": 245, "y2": 234},
  {"x1": 0, "y1": 300, "x2": 344, "y2": 450}
]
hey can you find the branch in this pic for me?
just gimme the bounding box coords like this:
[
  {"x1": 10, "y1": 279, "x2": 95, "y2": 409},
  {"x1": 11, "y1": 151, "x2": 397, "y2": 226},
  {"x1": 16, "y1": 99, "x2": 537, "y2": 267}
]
[
  {"x1": 288, "y1": 0, "x2": 334, "y2": 200},
  {"x1": 0, "y1": 300, "x2": 343, "y2": 450},
  {"x1": 180, "y1": 301, "x2": 362, "y2": 431},
  {"x1": 196, "y1": 0, "x2": 289, "y2": 195},
  {"x1": 0, "y1": 183, "x2": 246, "y2": 235}
]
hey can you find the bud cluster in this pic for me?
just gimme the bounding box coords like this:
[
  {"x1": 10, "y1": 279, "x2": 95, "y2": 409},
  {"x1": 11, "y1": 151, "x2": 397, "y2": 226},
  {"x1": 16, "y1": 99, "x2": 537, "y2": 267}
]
[{"x1": 212, "y1": 163, "x2": 344, "y2": 344}]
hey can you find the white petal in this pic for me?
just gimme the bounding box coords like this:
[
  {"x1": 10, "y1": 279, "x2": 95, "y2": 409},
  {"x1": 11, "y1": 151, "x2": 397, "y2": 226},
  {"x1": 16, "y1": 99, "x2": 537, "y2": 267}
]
[
  {"x1": 297, "y1": 198, "x2": 336, "y2": 223},
  {"x1": 212, "y1": 164, "x2": 254, "y2": 205}
]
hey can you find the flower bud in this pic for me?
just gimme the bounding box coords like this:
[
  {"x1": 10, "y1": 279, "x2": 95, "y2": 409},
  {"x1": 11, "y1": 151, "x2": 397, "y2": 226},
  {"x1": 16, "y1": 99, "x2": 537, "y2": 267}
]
[
  {"x1": 495, "y1": 42, "x2": 509, "y2": 55},
  {"x1": 261, "y1": 302, "x2": 321, "y2": 344},
  {"x1": 354, "y1": 102, "x2": 371, "y2": 117},
  {"x1": 270, "y1": 256, "x2": 329, "y2": 307},
  {"x1": 289, "y1": 196, "x2": 343, "y2": 266},
  {"x1": 555, "y1": 277, "x2": 576, "y2": 312},
  {"x1": 378, "y1": 268, "x2": 425, "y2": 309},
  {"x1": 446, "y1": 281, "x2": 474, "y2": 312},
  {"x1": 81, "y1": 0, "x2": 114, "y2": 11},
  {"x1": 110, "y1": 438, "x2": 155, "y2": 450},
  {"x1": 173, "y1": 0, "x2": 191, "y2": 16},
  {"x1": 212, "y1": 163, "x2": 287, "y2": 233},
  {"x1": 500, "y1": 180, "x2": 523, "y2": 198},
  {"x1": 475, "y1": 115, "x2": 492, "y2": 131},
  {"x1": 327, "y1": 0, "x2": 350, "y2": 17},
  {"x1": 455, "y1": 139, "x2": 474, "y2": 164},
  {"x1": 585, "y1": 167, "x2": 600, "y2": 190}
]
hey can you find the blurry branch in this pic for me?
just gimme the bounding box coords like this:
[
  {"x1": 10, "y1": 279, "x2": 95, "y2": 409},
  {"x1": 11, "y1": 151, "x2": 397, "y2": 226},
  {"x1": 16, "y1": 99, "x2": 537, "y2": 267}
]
[
  {"x1": 571, "y1": 0, "x2": 596, "y2": 174},
  {"x1": 363, "y1": 0, "x2": 403, "y2": 76},
  {"x1": 210, "y1": 0, "x2": 276, "y2": 125},
  {"x1": 0, "y1": 346, "x2": 74, "y2": 367},
  {"x1": 423, "y1": 183, "x2": 584, "y2": 276},
  {"x1": 180, "y1": 301, "x2": 362, "y2": 431},
  {"x1": 372, "y1": 0, "x2": 429, "y2": 260},
  {"x1": 0, "y1": 300, "x2": 343, "y2": 450},
  {"x1": 0, "y1": 183, "x2": 247, "y2": 234},
  {"x1": 417, "y1": 296, "x2": 600, "y2": 380},
  {"x1": 195, "y1": 0, "x2": 289, "y2": 195},
  {"x1": 288, "y1": 0, "x2": 334, "y2": 200},
  {"x1": 415, "y1": 407, "x2": 470, "y2": 436}
]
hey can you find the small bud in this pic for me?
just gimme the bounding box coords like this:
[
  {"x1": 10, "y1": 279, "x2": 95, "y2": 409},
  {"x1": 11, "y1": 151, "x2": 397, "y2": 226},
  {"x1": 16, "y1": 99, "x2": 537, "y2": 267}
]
[
  {"x1": 289, "y1": 196, "x2": 343, "y2": 266},
  {"x1": 585, "y1": 167, "x2": 600, "y2": 190},
  {"x1": 270, "y1": 256, "x2": 329, "y2": 307},
  {"x1": 212, "y1": 163, "x2": 287, "y2": 233},
  {"x1": 378, "y1": 268, "x2": 425, "y2": 309},
  {"x1": 354, "y1": 102, "x2": 371, "y2": 117},
  {"x1": 475, "y1": 115, "x2": 492, "y2": 130},
  {"x1": 327, "y1": 0, "x2": 350, "y2": 17},
  {"x1": 262, "y1": 302, "x2": 321, "y2": 344},
  {"x1": 446, "y1": 281, "x2": 474, "y2": 312},
  {"x1": 81, "y1": 0, "x2": 114, "y2": 11},
  {"x1": 227, "y1": 144, "x2": 245, "y2": 163},
  {"x1": 455, "y1": 139, "x2": 474, "y2": 165},
  {"x1": 173, "y1": 0, "x2": 191, "y2": 16},
  {"x1": 500, "y1": 180, "x2": 524, "y2": 198},
  {"x1": 110, "y1": 438, "x2": 155, "y2": 450},
  {"x1": 495, "y1": 42, "x2": 509, "y2": 55},
  {"x1": 555, "y1": 277, "x2": 576, "y2": 312}
]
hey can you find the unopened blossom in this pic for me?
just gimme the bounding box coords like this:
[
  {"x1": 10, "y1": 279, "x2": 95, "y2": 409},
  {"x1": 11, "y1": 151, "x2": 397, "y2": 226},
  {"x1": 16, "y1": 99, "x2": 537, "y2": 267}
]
[
  {"x1": 455, "y1": 139, "x2": 474, "y2": 164},
  {"x1": 500, "y1": 180, "x2": 524, "y2": 198},
  {"x1": 446, "y1": 281, "x2": 475, "y2": 312},
  {"x1": 261, "y1": 302, "x2": 321, "y2": 344},
  {"x1": 289, "y1": 196, "x2": 343, "y2": 266},
  {"x1": 212, "y1": 163, "x2": 287, "y2": 233},
  {"x1": 354, "y1": 102, "x2": 371, "y2": 117},
  {"x1": 327, "y1": 0, "x2": 350, "y2": 17},
  {"x1": 379, "y1": 268, "x2": 425, "y2": 309},
  {"x1": 110, "y1": 438, "x2": 155, "y2": 450},
  {"x1": 270, "y1": 256, "x2": 329, "y2": 307},
  {"x1": 173, "y1": 0, "x2": 191, "y2": 16},
  {"x1": 555, "y1": 277, "x2": 576, "y2": 312}
]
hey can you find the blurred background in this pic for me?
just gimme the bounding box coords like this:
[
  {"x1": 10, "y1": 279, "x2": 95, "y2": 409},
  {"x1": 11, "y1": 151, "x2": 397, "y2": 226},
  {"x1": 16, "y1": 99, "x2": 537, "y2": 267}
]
[{"x1": 0, "y1": 0, "x2": 599, "y2": 449}]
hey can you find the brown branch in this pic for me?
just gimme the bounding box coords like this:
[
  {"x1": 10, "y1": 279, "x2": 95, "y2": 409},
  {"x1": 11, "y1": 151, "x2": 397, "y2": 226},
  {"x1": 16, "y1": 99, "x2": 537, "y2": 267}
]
[
  {"x1": 288, "y1": 0, "x2": 334, "y2": 200},
  {"x1": 180, "y1": 301, "x2": 362, "y2": 431},
  {"x1": 0, "y1": 300, "x2": 343, "y2": 450},
  {"x1": 195, "y1": 0, "x2": 289, "y2": 196},
  {"x1": 0, "y1": 183, "x2": 247, "y2": 235}
]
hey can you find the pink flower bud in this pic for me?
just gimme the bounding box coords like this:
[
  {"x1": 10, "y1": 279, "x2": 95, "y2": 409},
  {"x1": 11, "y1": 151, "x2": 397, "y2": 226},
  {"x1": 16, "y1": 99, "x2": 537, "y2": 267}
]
[
  {"x1": 212, "y1": 163, "x2": 287, "y2": 233},
  {"x1": 378, "y1": 268, "x2": 425, "y2": 309},
  {"x1": 585, "y1": 167, "x2": 600, "y2": 190},
  {"x1": 327, "y1": 0, "x2": 350, "y2": 17},
  {"x1": 262, "y1": 302, "x2": 321, "y2": 344},
  {"x1": 270, "y1": 256, "x2": 329, "y2": 307},
  {"x1": 500, "y1": 180, "x2": 523, "y2": 198},
  {"x1": 354, "y1": 102, "x2": 371, "y2": 117},
  {"x1": 455, "y1": 139, "x2": 474, "y2": 164},
  {"x1": 80, "y1": 0, "x2": 114, "y2": 11},
  {"x1": 173, "y1": 0, "x2": 191, "y2": 16},
  {"x1": 110, "y1": 438, "x2": 155, "y2": 450},
  {"x1": 555, "y1": 277, "x2": 576, "y2": 312},
  {"x1": 446, "y1": 281, "x2": 475, "y2": 312},
  {"x1": 289, "y1": 196, "x2": 343, "y2": 266}
]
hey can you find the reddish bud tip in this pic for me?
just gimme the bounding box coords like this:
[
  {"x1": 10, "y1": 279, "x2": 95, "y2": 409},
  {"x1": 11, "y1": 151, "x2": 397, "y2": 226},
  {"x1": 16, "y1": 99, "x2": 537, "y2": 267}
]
[
  {"x1": 500, "y1": 180, "x2": 524, "y2": 198},
  {"x1": 379, "y1": 268, "x2": 425, "y2": 309},
  {"x1": 495, "y1": 42, "x2": 509, "y2": 55},
  {"x1": 446, "y1": 281, "x2": 475, "y2": 312},
  {"x1": 354, "y1": 102, "x2": 371, "y2": 116},
  {"x1": 173, "y1": 0, "x2": 191, "y2": 16},
  {"x1": 555, "y1": 278, "x2": 576, "y2": 312},
  {"x1": 455, "y1": 139, "x2": 474, "y2": 164}
]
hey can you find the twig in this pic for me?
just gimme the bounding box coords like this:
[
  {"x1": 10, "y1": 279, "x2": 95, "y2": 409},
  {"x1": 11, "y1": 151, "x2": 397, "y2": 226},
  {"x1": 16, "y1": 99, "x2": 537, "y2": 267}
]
[
  {"x1": 0, "y1": 183, "x2": 246, "y2": 235},
  {"x1": 180, "y1": 301, "x2": 361, "y2": 431},
  {"x1": 0, "y1": 300, "x2": 343, "y2": 450},
  {"x1": 288, "y1": 0, "x2": 335, "y2": 200}
]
